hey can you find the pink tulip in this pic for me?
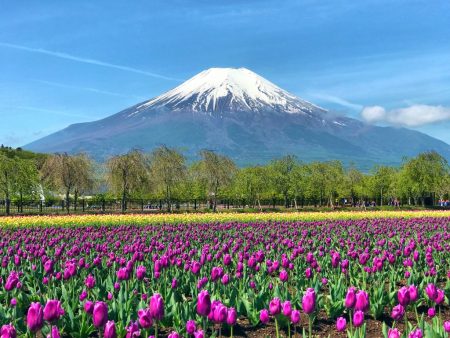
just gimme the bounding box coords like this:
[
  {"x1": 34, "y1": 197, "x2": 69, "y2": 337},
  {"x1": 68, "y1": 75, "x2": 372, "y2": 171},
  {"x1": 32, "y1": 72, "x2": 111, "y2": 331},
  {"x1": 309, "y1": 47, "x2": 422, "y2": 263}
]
[
  {"x1": 302, "y1": 288, "x2": 316, "y2": 314},
  {"x1": 1, "y1": 323, "x2": 16, "y2": 338},
  {"x1": 27, "y1": 302, "x2": 44, "y2": 332},
  {"x1": 336, "y1": 317, "x2": 346, "y2": 332},
  {"x1": 197, "y1": 290, "x2": 211, "y2": 317},
  {"x1": 353, "y1": 310, "x2": 364, "y2": 327},
  {"x1": 269, "y1": 297, "x2": 281, "y2": 315},
  {"x1": 137, "y1": 308, "x2": 153, "y2": 329},
  {"x1": 388, "y1": 328, "x2": 401, "y2": 338},
  {"x1": 93, "y1": 301, "x2": 108, "y2": 327},
  {"x1": 260, "y1": 309, "x2": 270, "y2": 324},
  {"x1": 104, "y1": 321, "x2": 117, "y2": 338},
  {"x1": 149, "y1": 293, "x2": 164, "y2": 321}
]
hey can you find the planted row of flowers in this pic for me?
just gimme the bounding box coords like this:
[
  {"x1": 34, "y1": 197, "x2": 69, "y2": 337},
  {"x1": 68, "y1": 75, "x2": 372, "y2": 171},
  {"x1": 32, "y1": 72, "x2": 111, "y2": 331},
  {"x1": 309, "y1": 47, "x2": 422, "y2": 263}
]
[
  {"x1": 1, "y1": 210, "x2": 450, "y2": 228},
  {"x1": 0, "y1": 217, "x2": 449, "y2": 337}
]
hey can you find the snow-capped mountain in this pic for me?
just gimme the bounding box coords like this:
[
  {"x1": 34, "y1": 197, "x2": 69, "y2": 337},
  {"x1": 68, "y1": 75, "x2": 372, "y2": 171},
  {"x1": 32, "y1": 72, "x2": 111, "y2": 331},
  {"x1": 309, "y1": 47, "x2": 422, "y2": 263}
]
[
  {"x1": 25, "y1": 67, "x2": 450, "y2": 169},
  {"x1": 130, "y1": 67, "x2": 326, "y2": 116}
]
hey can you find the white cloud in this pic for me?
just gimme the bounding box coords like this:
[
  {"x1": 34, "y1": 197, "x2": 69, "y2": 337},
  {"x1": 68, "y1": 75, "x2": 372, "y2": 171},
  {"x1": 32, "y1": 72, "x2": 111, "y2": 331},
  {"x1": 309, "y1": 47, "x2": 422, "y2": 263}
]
[
  {"x1": 0, "y1": 42, "x2": 181, "y2": 81},
  {"x1": 361, "y1": 104, "x2": 450, "y2": 127}
]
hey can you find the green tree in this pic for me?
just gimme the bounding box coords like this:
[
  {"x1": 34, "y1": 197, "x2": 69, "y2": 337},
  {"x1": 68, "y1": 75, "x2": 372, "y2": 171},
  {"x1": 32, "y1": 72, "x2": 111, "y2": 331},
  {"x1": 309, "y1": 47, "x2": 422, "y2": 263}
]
[
  {"x1": 369, "y1": 165, "x2": 397, "y2": 206},
  {"x1": 150, "y1": 146, "x2": 186, "y2": 211},
  {"x1": 0, "y1": 154, "x2": 16, "y2": 214},
  {"x1": 106, "y1": 150, "x2": 149, "y2": 212},
  {"x1": 344, "y1": 166, "x2": 364, "y2": 206},
  {"x1": 289, "y1": 163, "x2": 309, "y2": 209},
  {"x1": 401, "y1": 151, "x2": 448, "y2": 206},
  {"x1": 197, "y1": 150, "x2": 237, "y2": 211},
  {"x1": 14, "y1": 158, "x2": 40, "y2": 212},
  {"x1": 233, "y1": 166, "x2": 267, "y2": 210},
  {"x1": 268, "y1": 155, "x2": 297, "y2": 208}
]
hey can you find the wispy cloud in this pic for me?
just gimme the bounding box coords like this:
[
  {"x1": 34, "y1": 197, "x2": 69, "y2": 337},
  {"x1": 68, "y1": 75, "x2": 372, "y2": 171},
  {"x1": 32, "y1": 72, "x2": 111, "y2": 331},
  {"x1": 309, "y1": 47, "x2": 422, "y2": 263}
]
[
  {"x1": 306, "y1": 93, "x2": 363, "y2": 111},
  {"x1": 0, "y1": 42, "x2": 181, "y2": 81},
  {"x1": 361, "y1": 104, "x2": 450, "y2": 127},
  {"x1": 33, "y1": 79, "x2": 146, "y2": 100},
  {"x1": 16, "y1": 105, "x2": 90, "y2": 119}
]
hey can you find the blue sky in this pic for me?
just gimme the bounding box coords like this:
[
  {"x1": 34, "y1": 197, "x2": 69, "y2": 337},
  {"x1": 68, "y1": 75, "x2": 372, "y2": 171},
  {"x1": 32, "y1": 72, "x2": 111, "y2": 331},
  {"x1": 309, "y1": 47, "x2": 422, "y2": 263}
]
[{"x1": 1, "y1": 0, "x2": 450, "y2": 146}]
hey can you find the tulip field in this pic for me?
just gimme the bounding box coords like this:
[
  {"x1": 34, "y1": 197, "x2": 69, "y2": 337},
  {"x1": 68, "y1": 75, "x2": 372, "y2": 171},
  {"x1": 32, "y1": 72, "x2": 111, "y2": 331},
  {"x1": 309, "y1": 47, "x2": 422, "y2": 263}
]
[{"x1": 0, "y1": 212, "x2": 450, "y2": 337}]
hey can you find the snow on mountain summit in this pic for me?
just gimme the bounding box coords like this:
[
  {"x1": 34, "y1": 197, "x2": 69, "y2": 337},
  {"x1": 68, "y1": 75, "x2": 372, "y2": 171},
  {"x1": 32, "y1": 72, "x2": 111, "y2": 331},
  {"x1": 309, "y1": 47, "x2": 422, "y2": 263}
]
[{"x1": 131, "y1": 67, "x2": 326, "y2": 116}]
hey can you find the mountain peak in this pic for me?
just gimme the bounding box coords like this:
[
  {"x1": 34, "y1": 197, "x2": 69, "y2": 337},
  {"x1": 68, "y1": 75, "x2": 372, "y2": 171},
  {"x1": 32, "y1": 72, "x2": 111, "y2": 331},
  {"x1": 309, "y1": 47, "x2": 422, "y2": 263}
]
[{"x1": 131, "y1": 67, "x2": 325, "y2": 116}]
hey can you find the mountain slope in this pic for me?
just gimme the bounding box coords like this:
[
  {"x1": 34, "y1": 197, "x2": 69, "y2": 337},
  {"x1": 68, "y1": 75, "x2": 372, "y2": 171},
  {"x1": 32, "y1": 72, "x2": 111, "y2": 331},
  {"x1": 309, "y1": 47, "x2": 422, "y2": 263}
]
[{"x1": 25, "y1": 67, "x2": 450, "y2": 169}]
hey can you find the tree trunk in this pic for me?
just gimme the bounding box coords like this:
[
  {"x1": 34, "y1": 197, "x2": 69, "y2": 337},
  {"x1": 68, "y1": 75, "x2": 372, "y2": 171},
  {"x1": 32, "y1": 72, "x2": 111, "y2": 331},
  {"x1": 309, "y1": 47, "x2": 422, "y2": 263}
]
[
  {"x1": 65, "y1": 190, "x2": 70, "y2": 214},
  {"x1": 121, "y1": 190, "x2": 126, "y2": 213},
  {"x1": 166, "y1": 185, "x2": 171, "y2": 212},
  {"x1": 20, "y1": 191, "x2": 23, "y2": 213},
  {"x1": 5, "y1": 193, "x2": 10, "y2": 216},
  {"x1": 74, "y1": 190, "x2": 78, "y2": 212},
  {"x1": 380, "y1": 188, "x2": 383, "y2": 207}
]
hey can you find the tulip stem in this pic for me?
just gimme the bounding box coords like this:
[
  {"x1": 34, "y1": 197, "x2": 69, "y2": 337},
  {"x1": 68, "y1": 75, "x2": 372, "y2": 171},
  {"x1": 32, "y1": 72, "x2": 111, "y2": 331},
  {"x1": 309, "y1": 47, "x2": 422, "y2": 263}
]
[
  {"x1": 230, "y1": 325, "x2": 233, "y2": 338},
  {"x1": 308, "y1": 316, "x2": 312, "y2": 338},
  {"x1": 288, "y1": 323, "x2": 291, "y2": 338},
  {"x1": 154, "y1": 323, "x2": 158, "y2": 338},
  {"x1": 275, "y1": 317, "x2": 280, "y2": 338},
  {"x1": 202, "y1": 318, "x2": 207, "y2": 338}
]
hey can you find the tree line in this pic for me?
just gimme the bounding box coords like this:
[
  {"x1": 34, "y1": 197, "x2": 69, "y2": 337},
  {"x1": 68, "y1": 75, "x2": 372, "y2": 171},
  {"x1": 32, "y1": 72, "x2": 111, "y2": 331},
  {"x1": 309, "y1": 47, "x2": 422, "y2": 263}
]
[{"x1": 0, "y1": 144, "x2": 449, "y2": 213}]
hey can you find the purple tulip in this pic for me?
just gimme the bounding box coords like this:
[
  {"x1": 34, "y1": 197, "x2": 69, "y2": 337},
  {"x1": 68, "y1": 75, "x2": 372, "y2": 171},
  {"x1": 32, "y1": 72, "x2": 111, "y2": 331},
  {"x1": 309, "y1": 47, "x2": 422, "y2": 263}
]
[
  {"x1": 260, "y1": 309, "x2": 270, "y2": 324},
  {"x1": 408, "y1": 329, "x2": 423, "y2": 338},
  {"x1": 269, "y1": 297, "x2": 282, "y2": 315},
  {"x1": 444, "y1": 321, "x2": 450, "y2": 333},
  {"x1": 4, "y1": 272, "x2": 19, "y2": 292},
  {"x1": 302, "y1": 288, "x2": 316, "y2": 314},
  {"x1": 398, "y1": 287, "x2": 410, "y2": 306},
  {"x1": 136, "y1": 266, "x2": 146, "y2": 280},
  {"x1": 44, "y1": 260, "x2": 54, "y2": 274},
  {"x1": 290, "y1": 310, "x2": 300, "y2": 324},
  {"x1": 104, "y1": 321, "x2": 117, "y2": 338},
  {"x1": 43, "y1": 300, "x2": 65, "y2": 322},
  {"x1": 27, "y1": 302, "x2": 44, "y2": 332},
  {"x1": 213, "y1": 303, "x2": 228, "y2": 323},
  {"x1": 305, "y1": 267, "x2": 313, "y2": 279},
  {"x1": 279, "y1": 270, "x2": 288, "y2": 282},
  {"x1": 171, "y1": 278, "x2": 178, "y2": 289},
  {"x1": 186, "y1": 320, "x2": 196, "y2": 335},
  {"x1": 79, "y1": 290, "x2": 88, "y2": 301},
  {"x1": 409, "y1": 285, "x2": 418, "y2": 302},
  {"x1": 168, "y1": 332, "x2": 181, "y2": 338},
  {"x1": 427, "y1": 307, "x2": 435, "y2": 318},
  {"x1": 194, "y1": 330, "x2": 205, "y2": 338},
  {"x1": 388, "y1": 328, "x2": 401, "y2": 338},
  {"x1": 345, "y1": 287, "x2": 356, "y2": 308},
  {"x1": 47, "y1": 326, "x2": 61, "y2": 338},
  {"x1": 197, "y1": 290, "x2": 211, "y2": 317},
  {"x1": 391, "y1": 304, "x2": 405, "y2": 321},
  {"x1": 93, "y1": 301, "x2": 108, "y2": 327},
  {"x1": 282, "y1": 300, "x2": 292, "y2": 317},
  {"x1": 353, "y1": 310, "x2": 364, "y2": 327},
  {"x1": 1, "y1": 323, "x2": 16, "y2": 338},
  {"x1": 336, "y1": 317, "x2": 346, "y2": 332},
  {"x1": 84, "y1": 301, "x2": 94, "y2": 315},
  {"x1": 227, "y1": 307, "x2": 237, "y2": 326},
  {"x1": 435, "y1": 289, "x2": 445, "y2": 304},
  {"x1": 221, "y1": 274, "x2": 230, "y2": 285},
  {"x1": 85, "y1": 274, "x2": 96, "y2": 289},
  {"x1": 126, "y1": 321, "x2": 140, "y2": 338},
  {"x1": 149, "y1": 293, "x2": 164, "y2": 321},
  {"x1": 137, "y1": 308, "x2": 153, "y2": 328},
  {"x1": 425, "y1": 283, "x2": 437, "y2": 301},
  {"x1": 354, "y1": 290, "x2": 370, "y2": 312}
]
